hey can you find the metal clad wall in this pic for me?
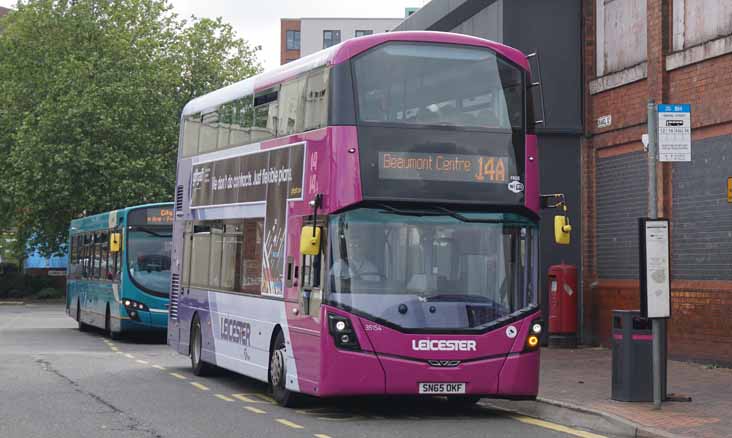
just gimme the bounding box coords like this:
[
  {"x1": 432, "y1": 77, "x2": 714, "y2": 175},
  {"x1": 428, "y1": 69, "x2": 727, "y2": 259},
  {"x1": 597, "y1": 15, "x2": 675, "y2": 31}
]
[
  {"x1": 502, "y1": 0, "x2": 583, "y2": 132},
  {"x1": 596, "y1": 152, "x2": 648, "y2": 279},
  {"x1": 450, "y1": 1, "x2": 502, "y2": 42},
  {"x1": 672, "y1": 135, "x2": 732, "y2": 280}
]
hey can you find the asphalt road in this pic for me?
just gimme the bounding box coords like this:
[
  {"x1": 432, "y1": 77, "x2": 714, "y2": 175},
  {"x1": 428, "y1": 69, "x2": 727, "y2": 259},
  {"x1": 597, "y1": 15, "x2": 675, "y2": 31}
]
[{"x1": 0, "y1": 303, "x2": 601, "y2": 438}]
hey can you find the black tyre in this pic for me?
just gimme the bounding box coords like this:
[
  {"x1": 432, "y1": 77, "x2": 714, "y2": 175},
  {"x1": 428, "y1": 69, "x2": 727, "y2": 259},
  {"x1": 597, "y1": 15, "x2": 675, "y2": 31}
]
[
  {"x1": 190, "y1": 314, "x2": 215, "y2": 376},
  {"x1": 105, "y1": 306, "x2": 120, "y2": 340},
  {"x1": 77, "y1": 302, "x2": 88, "y2": 332},
  {"x1": 269, "y1": 330, "x2": 299, "y2": 407}
]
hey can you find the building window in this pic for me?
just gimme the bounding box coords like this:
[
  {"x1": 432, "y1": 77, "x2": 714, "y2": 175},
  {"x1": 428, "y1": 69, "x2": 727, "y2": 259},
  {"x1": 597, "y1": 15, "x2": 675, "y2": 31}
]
[
  {"x1": 323, "y1": 30, "x2": 341, "y2": 48},
  {"x1": 595, "y1": 0, "x2": 647, "y2": 77},
  {"x1": 355, "y1": 30, "x2": 373, "y2": 38},
  {"x1": 286, "y1": 30, "x2": 300, "y2": 50}
]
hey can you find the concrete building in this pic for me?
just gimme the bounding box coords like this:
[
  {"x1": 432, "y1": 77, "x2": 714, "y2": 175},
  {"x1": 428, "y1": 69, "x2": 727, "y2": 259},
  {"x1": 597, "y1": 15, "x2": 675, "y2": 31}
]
[
  {"x1": 583, "y1": 0, "x2": 732, "y2": 364},
  {"x1": 396, "y1": 0, "x2": 584, "y2": 343},
  {"x1": 280, "y1": 17, "x2": 404, "y2": 64}
]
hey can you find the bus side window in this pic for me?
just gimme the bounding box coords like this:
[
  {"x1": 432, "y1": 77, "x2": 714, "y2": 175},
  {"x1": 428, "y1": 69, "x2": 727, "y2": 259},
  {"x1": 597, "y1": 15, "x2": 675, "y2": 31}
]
[{"x1": 82, "y1": 234, "x2": 90, "y2": 278}]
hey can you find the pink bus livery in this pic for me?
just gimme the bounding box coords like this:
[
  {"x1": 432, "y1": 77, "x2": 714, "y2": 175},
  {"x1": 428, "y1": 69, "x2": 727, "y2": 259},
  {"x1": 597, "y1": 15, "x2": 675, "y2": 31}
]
[{"x1": 168, "y1": 31, "x2": 570, "y2": 406}]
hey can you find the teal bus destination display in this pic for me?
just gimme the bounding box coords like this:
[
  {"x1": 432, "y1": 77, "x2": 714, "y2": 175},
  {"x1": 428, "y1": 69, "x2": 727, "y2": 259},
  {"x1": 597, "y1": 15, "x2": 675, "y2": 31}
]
[{"x1": 379, "y1": 151, "x2": 509, "y2": 184}]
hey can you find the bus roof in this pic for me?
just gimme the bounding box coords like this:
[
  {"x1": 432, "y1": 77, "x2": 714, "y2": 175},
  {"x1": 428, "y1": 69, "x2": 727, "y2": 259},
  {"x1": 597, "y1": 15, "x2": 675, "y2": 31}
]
[
  {"x1": 181, "y1": 31, "x2": 529, "y2": 117},
  {"x1": 69, "y1": 202, "x2": 173, "y2": 233}
]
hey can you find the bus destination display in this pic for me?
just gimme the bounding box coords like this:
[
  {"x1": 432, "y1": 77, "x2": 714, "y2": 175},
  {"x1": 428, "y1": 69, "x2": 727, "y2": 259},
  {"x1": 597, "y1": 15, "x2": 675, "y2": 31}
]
[
  {"x1": 145, "y1": 207, "x2": 174, "y2": 225},
  {"x1": 379, "y1": 152, "x2": 509, "y2": 184}
]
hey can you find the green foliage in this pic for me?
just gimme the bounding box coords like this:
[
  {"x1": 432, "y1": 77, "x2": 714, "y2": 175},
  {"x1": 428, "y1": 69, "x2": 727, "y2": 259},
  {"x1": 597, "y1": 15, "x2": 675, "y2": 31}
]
[{"x1": 0, "y1": 0, "x2": 261, "y2": 256}]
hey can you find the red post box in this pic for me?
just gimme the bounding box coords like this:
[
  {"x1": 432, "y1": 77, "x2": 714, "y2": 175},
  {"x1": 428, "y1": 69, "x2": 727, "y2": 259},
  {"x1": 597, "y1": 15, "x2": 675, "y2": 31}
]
[{"x1": 547, "y1": 264, "x2": 578, "y2": 347}]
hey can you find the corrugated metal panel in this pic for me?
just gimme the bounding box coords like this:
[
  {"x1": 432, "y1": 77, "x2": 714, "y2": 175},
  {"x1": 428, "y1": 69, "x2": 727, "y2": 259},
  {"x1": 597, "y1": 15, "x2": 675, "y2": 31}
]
[
  {"x1": 596, "y1": 152, "x2": 648, "y2": 279},
  {"x1": 672, "y1": 135, "x2": 732, "y2": 280}
]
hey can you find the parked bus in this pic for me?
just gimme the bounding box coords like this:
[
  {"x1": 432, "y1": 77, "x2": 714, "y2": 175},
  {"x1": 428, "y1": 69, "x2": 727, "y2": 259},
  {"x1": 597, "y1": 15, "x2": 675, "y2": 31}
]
[
  {"x1": 168, "y1": 31, "x2": 570, "y2": 406},
  {"x1": 67, "y1": 203, "x2": 174, "y2": 338}
]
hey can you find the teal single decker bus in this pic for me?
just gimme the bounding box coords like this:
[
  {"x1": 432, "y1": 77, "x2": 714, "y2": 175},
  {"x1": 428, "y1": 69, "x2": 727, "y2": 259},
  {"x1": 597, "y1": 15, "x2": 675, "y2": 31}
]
[{"x1": 66, "y1": 203, "x2": 173, "y2": 337}]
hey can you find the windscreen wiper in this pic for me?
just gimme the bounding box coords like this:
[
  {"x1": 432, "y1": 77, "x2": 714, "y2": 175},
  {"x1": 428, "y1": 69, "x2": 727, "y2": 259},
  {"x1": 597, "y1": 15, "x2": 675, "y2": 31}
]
[{"x1": 426, "y1": 294, "x2": 494, "y2": 303}]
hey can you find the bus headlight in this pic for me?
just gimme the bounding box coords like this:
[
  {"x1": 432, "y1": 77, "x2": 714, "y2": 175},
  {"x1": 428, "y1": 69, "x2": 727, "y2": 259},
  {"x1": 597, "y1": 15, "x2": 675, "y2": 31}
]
[
  {"x1": 526, "y1": 319, "x2": 543, "y2": 351},
  {"x1": 327, "y1": 313, "x2": 361, "y2": 351},
  {"x1": 122, "y1": 299, "x2": 149, "y2": 321}
]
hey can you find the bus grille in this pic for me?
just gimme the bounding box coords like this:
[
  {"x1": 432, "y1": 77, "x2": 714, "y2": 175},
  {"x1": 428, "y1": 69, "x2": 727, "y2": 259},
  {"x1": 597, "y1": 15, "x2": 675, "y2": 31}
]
[
  {"x1": 170, "y1": 273, "x2": 180, "y2": 320},
  {"x1": 175, "y1": 185, "x2": 184, "y2": 212}
]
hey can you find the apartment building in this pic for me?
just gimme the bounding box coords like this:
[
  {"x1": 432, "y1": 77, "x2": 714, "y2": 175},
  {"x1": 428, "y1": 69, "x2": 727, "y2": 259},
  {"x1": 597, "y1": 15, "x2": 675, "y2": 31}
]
[{"x1": 280, "y1": 17, "x2": 404, "y2": 64}]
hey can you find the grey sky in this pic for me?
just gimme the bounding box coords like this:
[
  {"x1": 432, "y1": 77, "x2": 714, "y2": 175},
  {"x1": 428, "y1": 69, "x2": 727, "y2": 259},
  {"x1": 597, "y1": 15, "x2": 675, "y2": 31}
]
[{"x1": 0, "y1": 0, "x2": 429, "y2": 70}]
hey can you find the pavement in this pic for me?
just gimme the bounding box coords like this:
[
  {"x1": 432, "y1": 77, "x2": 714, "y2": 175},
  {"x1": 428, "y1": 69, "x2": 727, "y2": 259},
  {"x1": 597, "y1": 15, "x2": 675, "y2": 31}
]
[
  {"x1": 0, "y1": 302, "x2": 607, "y2": 438},
  {"x1": 492, "y1": 347, "x2": 732, "y2": 438}
]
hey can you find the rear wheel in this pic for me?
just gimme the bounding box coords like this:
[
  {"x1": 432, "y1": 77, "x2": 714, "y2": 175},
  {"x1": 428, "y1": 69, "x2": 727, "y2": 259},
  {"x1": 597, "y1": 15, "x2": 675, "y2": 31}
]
[
  {"x1": 77, "y1": 302, "x2": 88, "y2": 332},
  {"x1": 269, "y1": 330, "x2": 299, "y2": 407},
  {"x1": 190, "y1": 315, "x2": 215, "y2": 376}
]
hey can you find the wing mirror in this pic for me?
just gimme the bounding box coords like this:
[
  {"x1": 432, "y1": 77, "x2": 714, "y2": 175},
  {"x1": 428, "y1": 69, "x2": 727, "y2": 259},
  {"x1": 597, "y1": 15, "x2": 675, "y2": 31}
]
[{"x1": 300, "y1": 226, "x2": 321, "y2": 255}]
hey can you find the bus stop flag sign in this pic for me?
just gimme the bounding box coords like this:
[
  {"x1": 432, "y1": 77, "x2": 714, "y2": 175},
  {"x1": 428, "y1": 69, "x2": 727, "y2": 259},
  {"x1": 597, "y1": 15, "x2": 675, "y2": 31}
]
[
  {"x1": 639, "y1": 218, "x2": 671, "y2": 319},
  {"x1": 658, "y1": 104, "x2": 691, "y2": 162}
]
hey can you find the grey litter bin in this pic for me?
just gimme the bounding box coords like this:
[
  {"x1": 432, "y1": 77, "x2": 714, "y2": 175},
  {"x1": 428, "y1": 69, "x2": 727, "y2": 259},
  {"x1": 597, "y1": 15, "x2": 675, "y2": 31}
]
[{"x1": 611, "y1": 310, "x2": 653, "y2": 402}]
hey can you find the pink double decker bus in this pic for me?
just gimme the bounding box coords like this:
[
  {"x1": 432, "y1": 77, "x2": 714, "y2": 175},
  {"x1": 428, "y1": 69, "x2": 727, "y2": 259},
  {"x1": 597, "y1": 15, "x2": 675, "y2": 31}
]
[{"x1": 168, "y1": 31, "x2": 569, "y2": 406}]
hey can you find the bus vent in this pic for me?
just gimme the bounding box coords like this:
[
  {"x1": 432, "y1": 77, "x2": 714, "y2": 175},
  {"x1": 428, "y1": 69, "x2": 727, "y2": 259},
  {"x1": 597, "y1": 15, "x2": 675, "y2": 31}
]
[
  {"x1": 169, "y1": 273, "x2": 180, "y2": 320},
  {"x1": 175, "y1": 185, "x2": 184, "y2": 212}
]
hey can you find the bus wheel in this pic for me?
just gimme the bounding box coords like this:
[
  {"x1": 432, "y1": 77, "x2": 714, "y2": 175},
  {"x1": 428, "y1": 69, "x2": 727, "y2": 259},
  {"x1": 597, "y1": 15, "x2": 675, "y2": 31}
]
[
  {"x1": 105, "y1": 307, "x2": 120, "y2": 340},
  {"x1": 191, "y1": 315, "x2": 214, "y2": 376},
  {"x1": 77, "y1": 302, "x2": 88, "y2": 332},
  {"x1": 269, "y1": 330, "x2": 299, "y2": 407}
]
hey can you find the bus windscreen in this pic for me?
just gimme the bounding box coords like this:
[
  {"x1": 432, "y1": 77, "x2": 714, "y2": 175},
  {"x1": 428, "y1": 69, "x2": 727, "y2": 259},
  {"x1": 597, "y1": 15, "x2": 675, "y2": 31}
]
[{"x1": 353, "y1": 42, "x2": 523, "y2": 130}]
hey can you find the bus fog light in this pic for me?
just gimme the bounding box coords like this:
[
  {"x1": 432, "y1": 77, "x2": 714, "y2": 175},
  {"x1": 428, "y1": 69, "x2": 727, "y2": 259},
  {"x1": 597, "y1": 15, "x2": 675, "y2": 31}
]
[
  {"x1": 335, "y1": 321, "x2": 347, "y2": 332},
  {"x1": 532, "y1": 323, "x2": 542, "y2": 334}
]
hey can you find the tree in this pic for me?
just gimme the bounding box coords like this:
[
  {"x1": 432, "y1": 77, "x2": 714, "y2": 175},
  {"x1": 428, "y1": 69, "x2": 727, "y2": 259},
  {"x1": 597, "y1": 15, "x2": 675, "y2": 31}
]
[{"x1": 0, "y1": 0, "x2": 261, "y2": 256}]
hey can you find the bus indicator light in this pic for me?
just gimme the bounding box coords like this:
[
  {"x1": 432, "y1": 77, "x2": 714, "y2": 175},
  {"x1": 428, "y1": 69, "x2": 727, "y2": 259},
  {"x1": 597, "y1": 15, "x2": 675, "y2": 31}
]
[{"x1": 527, "y1": 335, "x2": 539, "y2": 348}]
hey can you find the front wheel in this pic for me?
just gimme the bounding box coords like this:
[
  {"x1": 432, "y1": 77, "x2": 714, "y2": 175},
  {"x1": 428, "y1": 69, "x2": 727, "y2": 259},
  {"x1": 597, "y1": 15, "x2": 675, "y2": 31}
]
[
  {"x1": 77, "y1": 302, "x2": 88, "y2": 332},
  {"x1": 105, "y1": 307, "x2": 120, "y2": 340},
  {"x1": 190, "y1": 315, "x2": 215, "y2": 376},
  {"x1": 269, "y1": 330, "x2": 299, "y2": 407}
]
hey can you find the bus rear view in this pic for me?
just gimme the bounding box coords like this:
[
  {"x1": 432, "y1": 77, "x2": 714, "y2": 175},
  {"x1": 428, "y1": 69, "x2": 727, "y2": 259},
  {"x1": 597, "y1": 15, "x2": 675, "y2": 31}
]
[{"x1": 169, "y1": 31, "x2": 569, "y2": 406}]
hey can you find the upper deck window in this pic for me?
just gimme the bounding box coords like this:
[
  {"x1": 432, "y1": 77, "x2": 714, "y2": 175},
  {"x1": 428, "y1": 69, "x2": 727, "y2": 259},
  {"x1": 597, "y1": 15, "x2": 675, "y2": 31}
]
[
  {"x1": 353, "y1": 43, "x2": 524, "y2": 130},
  {"x1": 181, "y1": 68, "x2": 329, "y2": 157}
]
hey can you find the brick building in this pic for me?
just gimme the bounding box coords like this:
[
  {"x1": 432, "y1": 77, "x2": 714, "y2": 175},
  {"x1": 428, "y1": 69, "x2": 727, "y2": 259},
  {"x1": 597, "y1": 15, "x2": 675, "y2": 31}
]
[{"x1": 583, "y1": 0, "x2": 732, "y2": 364}]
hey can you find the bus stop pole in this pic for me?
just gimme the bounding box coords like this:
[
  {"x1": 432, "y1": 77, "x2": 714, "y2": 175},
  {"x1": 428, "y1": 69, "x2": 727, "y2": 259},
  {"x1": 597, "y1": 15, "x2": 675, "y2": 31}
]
[{"x1": 647, "y1": 99, "x2": 662, "y2": 410}]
